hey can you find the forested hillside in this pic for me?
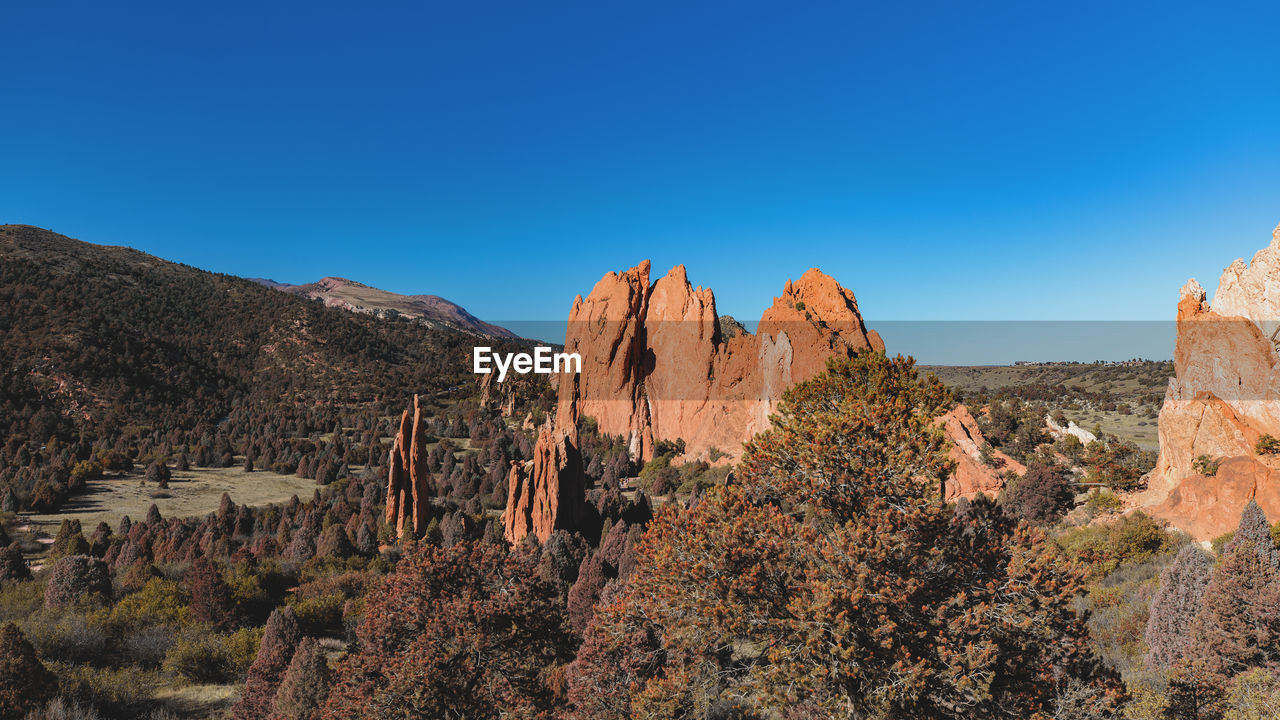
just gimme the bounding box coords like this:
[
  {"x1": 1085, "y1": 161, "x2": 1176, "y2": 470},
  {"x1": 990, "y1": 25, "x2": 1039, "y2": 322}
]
[{"x1": 0, "y1": 224, "x2": 512, "y2": 511}]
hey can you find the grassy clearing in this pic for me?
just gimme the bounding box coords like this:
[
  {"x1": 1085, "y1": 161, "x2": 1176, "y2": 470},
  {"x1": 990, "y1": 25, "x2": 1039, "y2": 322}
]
[{"x1": 18, "y1": 465, "x2": 322, "y2": 541}]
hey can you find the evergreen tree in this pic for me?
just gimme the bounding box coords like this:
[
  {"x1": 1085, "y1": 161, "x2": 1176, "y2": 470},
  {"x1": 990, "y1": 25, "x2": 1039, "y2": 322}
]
[
  {"x1": 1190, "y1": 504, "x2": 1280, "y2": 680},
  {"x1": 271, "y1": 637, "x2": 330, "y2": 720},
  {"x1": 0, "y1": 547, "x2": 29, "y2": 584},
  {"x1": 1146, "y1": 545, "x2": 1214, "y2": 670},
  {"x1": 1223, "y1": 500, "x2": 1278, "y2": 568},
  {"x1": 187, "y1": 557, "x2": 236, "y2": 630},
  {"x1": 43, "y1": 554, "x2": 111, "y2": 608},
  {"x1": 318, "y1": 541, "x2": 574, "y2": 719},
  {"x1": 233, "y1": 607, "x2": 302, "y2": 720},
  {"x1": 0, "y1": 623, "x2": 55, "y2": 719},
  {"x1": 567, "y1": 353, "x2": 1121, "y2": 720}
]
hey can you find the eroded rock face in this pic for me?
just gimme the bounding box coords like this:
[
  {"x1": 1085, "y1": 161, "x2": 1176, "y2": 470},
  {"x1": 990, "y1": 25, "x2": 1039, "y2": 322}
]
[
  {"x1": 941, "y1": 405, "x2": 1026, "y2": 502},
  {"x1": 1136, "y1": 223, "x2": 1280, "y2": 540},
  {"x1": 556, "y1": 262, "x2": 883, "y2": 462},
  {"x1": 385, "y1": 395, "x2": 434, "y2": 539},
  {"x1": 502, "y1": 422, "x2": 585, "y2": 544}
]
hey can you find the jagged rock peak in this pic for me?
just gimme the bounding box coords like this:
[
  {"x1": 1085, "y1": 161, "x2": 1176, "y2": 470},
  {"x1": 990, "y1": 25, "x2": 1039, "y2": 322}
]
[{"x1": 556, "y1": 260, "x2": 881, "y2": 463}]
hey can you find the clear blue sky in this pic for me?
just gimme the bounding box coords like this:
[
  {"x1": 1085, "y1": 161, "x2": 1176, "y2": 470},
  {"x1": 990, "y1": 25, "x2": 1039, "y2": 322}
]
[{"x1": 3, "y1": 1, "x2": 1279, "y2": 342}]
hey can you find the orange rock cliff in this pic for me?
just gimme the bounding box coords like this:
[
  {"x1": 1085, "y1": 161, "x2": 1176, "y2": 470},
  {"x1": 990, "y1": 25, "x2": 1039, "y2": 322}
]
[
  {"x1": 1134, "y1": 223, "x2": 1280, "y2": 540},
  {"x1": 554, "y1": 261, "x2": 885, "y2": 463}
]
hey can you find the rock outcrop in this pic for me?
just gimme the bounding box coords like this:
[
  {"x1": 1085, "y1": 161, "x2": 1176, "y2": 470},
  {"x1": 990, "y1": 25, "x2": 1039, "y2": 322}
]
[
  {"x1": 941, "y1": 405, "x2": 1026, "y2": 502},
  {"x1": 1045, "y1": 414, "x2": 1097, "y2": 446},
  {"x1": 1135, "y1": 223, "x2": 1280, "y2": 540},
  {"x1": 555, "y1": 262, "x2": 884, "y2": 463},
  {"x1": 502, "y1": 421, "x2": 585, "y2": 544},
  {"x1": 385, "y1": 395, "x2": 434, "y2": 539},
  {"x1": 478, "y1": 371, "x2": 516, "y2": 417}
]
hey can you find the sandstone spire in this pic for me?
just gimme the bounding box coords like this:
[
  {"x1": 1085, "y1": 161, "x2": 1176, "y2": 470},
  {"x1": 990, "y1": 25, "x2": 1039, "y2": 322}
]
[
  {"x1": 384, "y1": 395, "x2": 434, "y2": 539},
  {"x1": 502, "y1": 421, "x2": 585, "y2": 544}
]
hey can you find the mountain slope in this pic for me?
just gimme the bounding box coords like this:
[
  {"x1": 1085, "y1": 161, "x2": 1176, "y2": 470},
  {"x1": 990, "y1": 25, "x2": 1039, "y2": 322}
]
[
  {"x1": 0, "y1": 224, "x2": 534, "y2": 510},
  {"x1": 253, "y1": 276, "x2": 517, "y2": 338}
]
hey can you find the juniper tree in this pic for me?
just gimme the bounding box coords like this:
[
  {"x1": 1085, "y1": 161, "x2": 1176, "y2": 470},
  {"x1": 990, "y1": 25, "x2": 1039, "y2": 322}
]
[
  {"x1": 0, "y1": 623, "x2": 55, "y2": 719},
  {"x1": 233, "y1": 607, "x2": 302, "y2": 720},
  {"x1": 187, "y1": 557, "x2": 236, "y2": 630},
  {"x1": 43, "y1": 554, "x2": 111, "y2": 608},
  {"x1": 1189, "y1": 503, "x2": 1280, "y2": 680},
  {"x1": 1145, "y1": 545, "x2": 1214, "y2": 670},
  {"x1": 272, "y1": 637, "x2": 330, "y2": 720},
  {"x1": 566, "y1": 353, "x2": 1122, "y2": 720},
  {"x1": 1222, "y1": 500, "x2": 1279, "y2": 569},
  {"x1": 0, "y1": 547, "x2": 29, "y2": 585}
]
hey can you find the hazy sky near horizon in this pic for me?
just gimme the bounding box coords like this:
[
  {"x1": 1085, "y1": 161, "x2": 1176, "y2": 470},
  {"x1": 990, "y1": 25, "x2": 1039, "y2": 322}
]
[{"x1": 4, "y1": 2, "x2": 1279, "y2": 350}]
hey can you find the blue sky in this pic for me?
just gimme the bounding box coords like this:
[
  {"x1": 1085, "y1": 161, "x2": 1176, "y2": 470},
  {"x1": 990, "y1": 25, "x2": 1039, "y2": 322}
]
[{"x1": 3, "y1": 1, "x2": 1279, "y2": 353}]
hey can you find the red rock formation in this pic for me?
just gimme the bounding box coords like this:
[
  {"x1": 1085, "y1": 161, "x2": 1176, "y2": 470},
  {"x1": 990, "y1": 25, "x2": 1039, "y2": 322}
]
[
  {"x1": 940, "y1": 405, "x2": 1026, "y2": 502},
  {"x1": 385, "y1": 395, "x2": 434, "y2": 539},
  {"x1": 502, "y1": 422, "x2": 585, "y2": 544},
  {"x1": 556, "y1": 262, "x2": 883, "y2": 462},
  {"x1": 1134, "y1": 223, "x2": 1280, "y2": 540},
  {"x1": 555, "y1": 261, "x2": 652, "y2": 456}
]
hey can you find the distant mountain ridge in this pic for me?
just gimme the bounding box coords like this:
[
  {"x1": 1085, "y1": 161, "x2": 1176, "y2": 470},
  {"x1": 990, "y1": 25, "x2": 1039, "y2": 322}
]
[{"x1": 251, "y1": 276, "x2": 517, "y2": 338}]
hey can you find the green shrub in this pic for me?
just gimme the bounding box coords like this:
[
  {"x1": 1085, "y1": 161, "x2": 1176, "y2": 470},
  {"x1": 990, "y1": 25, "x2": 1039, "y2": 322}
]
[
  {"x1": 289, "y1": 593, "x2": 344, "y2": 637},
  {"x1": 163, "y1": 633, "x2": 230, "y2": 683},
  {"x1": 1193, "y1": 454, "x2": 1221, "y2": 476},
  {"x1": 222, "y1": 626, "x2": 264, "y2": 680},
  {"x1": 1211, "y1": 531, "x2": 1236, "y2": 555},
  {"x1": 1086, "y1": 490, "x2": 1123, "y2": 514},
  {"x1": 1256, "y1": 434, "x2": 1280, "y2": 455},
  {"x1": 21, "y1": 609, "x2": 109, "y2": 664},
  {"x1": 1057, "y1": 511, "x2": 1181, "y2": 578},
  {"x1": 50, "y1": 662, "x2": 163, "y2": 715},
  {"x1": 98, "y1": 577, "x2": 187, "y2": 633}
]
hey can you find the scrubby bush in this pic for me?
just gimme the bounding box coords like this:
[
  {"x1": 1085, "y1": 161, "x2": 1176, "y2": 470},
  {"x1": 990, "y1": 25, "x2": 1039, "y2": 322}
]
[
  {"x1": 1058, "y1": 512, "x2": 1181, "y2": 579},
  {"x1": 53, "y1": 664, "x2": 164, "y2": 717},
  {"x1": 161, "y1": 625, "x2": 262, "y2": 684},
  {"x1": 1086, "y1": 490, "x2": 1123, "y2": 515},
  {"x1": 1000, "y1": 462, "x2": 1075, "y2": 524},
  {"x1": 21, "y1": 610, "x2": 108, "y2": 665},
  {"x1": 1255, "y1": 434, "x2": 1280, "y2": 455},
  {"x1": 1193, "y1": 454, "x2": 1221, "y2": 476},
  {"x1": 100, "y1": 577, "x2": 187, "y2": 633},
  {"x1": 289, "y1": 594, "x2": 344, "y2": 638}
]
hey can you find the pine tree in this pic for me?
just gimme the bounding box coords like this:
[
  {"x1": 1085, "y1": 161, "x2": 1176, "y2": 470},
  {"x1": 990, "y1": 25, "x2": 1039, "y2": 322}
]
[{"x1": 1145, "y1": 545, "x2": 1213, "y2": 670}]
